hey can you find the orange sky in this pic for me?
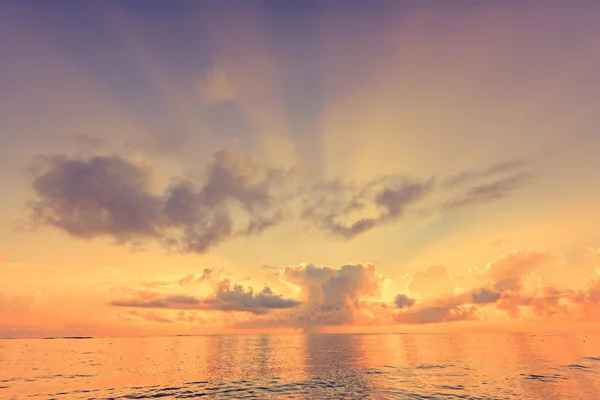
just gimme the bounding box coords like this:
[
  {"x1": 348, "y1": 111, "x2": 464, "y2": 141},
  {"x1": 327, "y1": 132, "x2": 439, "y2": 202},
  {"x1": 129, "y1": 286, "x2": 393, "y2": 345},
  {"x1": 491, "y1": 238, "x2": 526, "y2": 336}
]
[{"x1": 1, "y1": 1, "x2": 600, "y2": 338}]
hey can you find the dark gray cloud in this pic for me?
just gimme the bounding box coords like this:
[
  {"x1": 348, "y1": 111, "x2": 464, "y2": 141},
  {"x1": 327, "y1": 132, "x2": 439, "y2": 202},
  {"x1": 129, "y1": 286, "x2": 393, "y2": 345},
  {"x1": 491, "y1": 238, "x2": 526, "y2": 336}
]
[
  {"x1": 202, "y1": 280, "x2": 301, "y2": 314},
  {"x1": 28, "y1": 151, "x2": 287, "y2": 253},
  {"x1": 111, "y1": 279, "x2": 301, "y2": 315},
  {"x1": 28, "y1": 155, "x2": 163, "y2": 242},
  {"x1": 394, "y1": 294, "x2": 416, "y2": 309},
  {"x1": 470, "y1": 288, "x2": 501, "y2": 304}
]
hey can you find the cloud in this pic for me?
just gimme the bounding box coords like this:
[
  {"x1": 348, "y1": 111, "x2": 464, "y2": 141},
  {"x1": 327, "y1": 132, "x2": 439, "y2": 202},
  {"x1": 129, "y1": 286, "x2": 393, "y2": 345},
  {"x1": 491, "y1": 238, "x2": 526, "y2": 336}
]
[
  {"x1": 392, "y1": 250, "x2": 563, "y2": 323},
  {"x1": 393, "y1": 304, "x2": 477, "y2": 324},
  {"x1": 302, "y1": 178, "x2": 432, "y2": 238},
  {"x1": 470, "y1": 288, "x2": 501, "y2": 304},
  {"x1": 26, "y1": 151, "x2": 532, "y2": 252},
  {"x1": 112, "y1": 255, "x2": 600, "y2": 328},
  {"x1": 28, "y1": 155, "x2": 163, "y2": 242},
  {"x1": 455, "y1": 250, "x2": 572, "y2": 318},
  {"x1": 111, "y1": 295, "x2": 199, "y2": 309},
  {"x1": 568, "y1": 271, "x2": 600, "y2": 311},
  {"x1": 582, "y1": 272, "x2": 600, "y2": 303},
  {"x1": 394, "y1": 294, "x2": 416, "y2": 309},
  {"x1": 178, "y1": 275, "x2": 194, "y2": 286},
  {"x1": 445, "y1": 173, "x2": 530, "y2": 210},
  {"x1": 485, "y1": 250, "x2": 557, "y2": 292},
  {"x1": 121, "y1": 311, "x2": 174, "y2": 324},
  {"x1": 111, "y1": 279, "x2": 300, "y2": 315},
  {"x1": 200, "y1": 279, "x2": 301, "y2": 314},
  {"x1": 197, "y1": 268, "x2": 215, "y2": 282},
  {"x1": 488, "y1": 238, "x2": 509, "y2": 247},
  {"x1": 393, "y1": 267, "x2": 479, "y2": 325},
  {"x1": 28, "y1": 151, "x2": 288, "y2": 253},
  {"x1": 176, "y1": 311, "x2": 207, "y2": 323},
  {"x1": 198, "y1": 61, "x2": 236, "y2": 103},
  {"x1": 282, "y1": 263, "x2": 385, "y2": 326},
  {"x1": 409, "y1": 265, "x2": 455, "y2": 300},
  {"x1": 495, "y1": 286, "x2": 571, "y2": 318},
  {"x1": 443, "y1": 159, "x2": 527, "y2": 188}
]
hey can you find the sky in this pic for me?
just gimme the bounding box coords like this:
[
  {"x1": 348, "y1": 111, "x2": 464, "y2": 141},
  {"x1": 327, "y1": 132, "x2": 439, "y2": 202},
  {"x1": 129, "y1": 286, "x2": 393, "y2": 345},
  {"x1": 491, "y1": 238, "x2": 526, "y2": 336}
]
[{"x1": 1, "y1": 0, "x2": 600, "y2": 338}]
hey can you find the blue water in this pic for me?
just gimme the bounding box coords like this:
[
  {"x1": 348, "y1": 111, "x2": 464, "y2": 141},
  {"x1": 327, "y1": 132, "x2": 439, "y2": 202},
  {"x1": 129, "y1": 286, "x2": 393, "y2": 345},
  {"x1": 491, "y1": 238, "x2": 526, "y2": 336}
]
[{"x1": 1, "y1": 333, "x2": 599, "y2": 399}]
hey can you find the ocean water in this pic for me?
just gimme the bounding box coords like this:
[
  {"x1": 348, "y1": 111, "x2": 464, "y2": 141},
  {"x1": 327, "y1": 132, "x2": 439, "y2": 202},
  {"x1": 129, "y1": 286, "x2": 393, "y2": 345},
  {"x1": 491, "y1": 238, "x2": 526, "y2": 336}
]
[{"x1": 1, "y1": 333, "x2": 599, "y2": 399}]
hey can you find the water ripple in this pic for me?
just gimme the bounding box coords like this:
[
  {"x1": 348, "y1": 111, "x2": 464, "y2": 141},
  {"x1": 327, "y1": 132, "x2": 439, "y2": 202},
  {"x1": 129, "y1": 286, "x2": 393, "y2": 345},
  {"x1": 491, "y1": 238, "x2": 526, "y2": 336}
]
[
  {"x1": 521, "y1": 373, "x2": 568, "y2": 382},
  {"x1": 2, "y1": 334, "x2": 599, "y2": 399}
]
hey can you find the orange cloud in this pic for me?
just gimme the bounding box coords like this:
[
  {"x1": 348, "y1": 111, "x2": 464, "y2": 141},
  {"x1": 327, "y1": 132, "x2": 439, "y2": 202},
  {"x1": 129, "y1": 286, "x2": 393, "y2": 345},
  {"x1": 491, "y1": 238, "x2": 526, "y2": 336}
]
[
  {"x1": 485, "y1": 250, "x2": 557, "y2": 292},
  {"x1": 110, "y1": 252, "x2": 600, "y2": 330},
  {"x1": 392, "y1": 249, "x2": 600, "y2": 325},
  {"x1": 393, "y1": 305, "x2": 477, "y2": 325},
  {"x1": 408, "y1": 265, "x2": 455, "y2": 300},
  {"x1": 281, "y1": 263, "x2": 385, "y2": 327}
]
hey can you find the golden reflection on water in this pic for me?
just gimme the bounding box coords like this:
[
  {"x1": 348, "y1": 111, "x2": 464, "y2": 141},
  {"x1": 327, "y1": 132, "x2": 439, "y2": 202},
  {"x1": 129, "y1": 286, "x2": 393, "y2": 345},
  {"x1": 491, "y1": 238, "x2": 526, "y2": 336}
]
[
  {"x1": 510, "y1": 333, "x2": 598, "y2": 399},
  {"x1": 1, "y1": 333, "x2": 599, "y2": 399}
]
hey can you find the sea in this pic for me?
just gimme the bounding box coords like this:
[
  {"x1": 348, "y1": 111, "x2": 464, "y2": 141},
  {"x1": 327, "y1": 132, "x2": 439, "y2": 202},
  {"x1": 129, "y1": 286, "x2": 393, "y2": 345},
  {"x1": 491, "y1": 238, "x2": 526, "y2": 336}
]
[{"x1": 1, "y1": 333, "x2": 599, "y2": 399}]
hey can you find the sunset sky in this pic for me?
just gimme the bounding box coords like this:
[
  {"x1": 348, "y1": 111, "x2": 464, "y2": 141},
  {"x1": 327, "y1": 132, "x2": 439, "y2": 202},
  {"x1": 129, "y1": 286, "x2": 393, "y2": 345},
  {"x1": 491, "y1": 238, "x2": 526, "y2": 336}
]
[{"x1": 1, "y1": 0, "x2": 600, "y2": 338}]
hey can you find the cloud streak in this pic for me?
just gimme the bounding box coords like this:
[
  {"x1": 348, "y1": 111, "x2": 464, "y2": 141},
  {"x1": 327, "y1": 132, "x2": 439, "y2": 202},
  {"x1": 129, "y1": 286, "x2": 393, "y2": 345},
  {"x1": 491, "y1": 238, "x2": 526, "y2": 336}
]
[
  {"x1": 443, "y1": 159, "x2": 527, "y2": 188},
  {"x1": 393, "y1": 305, "x2": 477, "y2": 325},
  {"x1": 112, "y1": 279, "x2": 301, "y2": 315},
  {"x1": 444, "y1": 173, "x2": 530, "y2": 210}
]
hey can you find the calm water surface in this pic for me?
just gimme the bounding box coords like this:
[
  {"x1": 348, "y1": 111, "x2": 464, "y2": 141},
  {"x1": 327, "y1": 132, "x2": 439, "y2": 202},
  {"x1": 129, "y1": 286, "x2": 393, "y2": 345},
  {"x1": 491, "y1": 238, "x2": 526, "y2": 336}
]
[{"x1": 1, "y1": 333, "x2": 599, "y2": 399}]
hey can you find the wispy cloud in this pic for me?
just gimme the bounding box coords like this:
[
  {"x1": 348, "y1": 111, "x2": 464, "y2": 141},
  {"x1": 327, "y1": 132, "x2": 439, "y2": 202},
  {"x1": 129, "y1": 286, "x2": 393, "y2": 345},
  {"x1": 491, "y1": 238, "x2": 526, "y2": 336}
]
[
  {"x1": 444, "y1": 173, "x2": 530, "y2": 210},
  {"x1": 178, "y1": 275, "x2": 195, "y2": 286},
  {"x1": 302, "y1": 178, "x2": 433, "y2": 238},
  {"x1": 442, "y1": 159, "x2": 527, "y2": 188},
  {"x1": 393, "y1": 304, "x2": 477, "y2": 325}
]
